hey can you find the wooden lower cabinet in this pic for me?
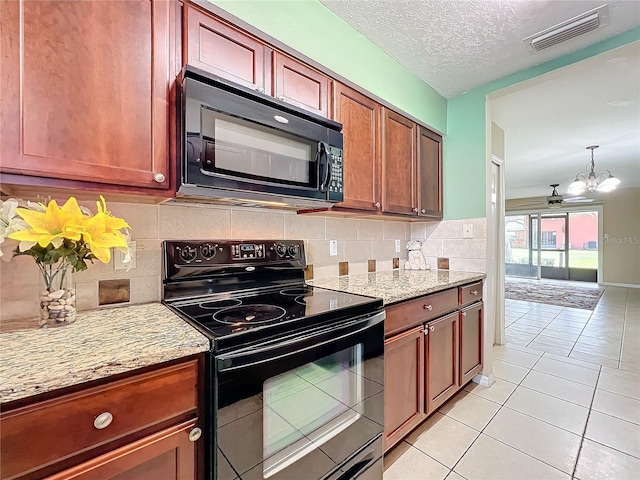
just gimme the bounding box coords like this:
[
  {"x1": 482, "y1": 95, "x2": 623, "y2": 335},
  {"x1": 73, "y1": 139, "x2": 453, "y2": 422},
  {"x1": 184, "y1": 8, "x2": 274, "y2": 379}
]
[
  {"x1": 46, "y1": 420, "x2": 197, "y2": 480},
  {"x1": 459, "y1": 302, "x2": 483, "y2": 386},
  {"x1": 425, "y1": 312, "x2": 459, "y2": 414},
  {"x1": 383, "y1": 326, "x2": 425, "y2": 451}
]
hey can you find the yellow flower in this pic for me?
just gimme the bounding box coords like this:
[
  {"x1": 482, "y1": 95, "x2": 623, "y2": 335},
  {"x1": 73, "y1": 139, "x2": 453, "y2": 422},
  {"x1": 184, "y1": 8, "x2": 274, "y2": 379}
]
[
  {"x1": 8, "y1": 197, "x2": 84, "y2": 250},
  {"x1": 77, "y1": 197, "x2": 130, "y2": 263}
]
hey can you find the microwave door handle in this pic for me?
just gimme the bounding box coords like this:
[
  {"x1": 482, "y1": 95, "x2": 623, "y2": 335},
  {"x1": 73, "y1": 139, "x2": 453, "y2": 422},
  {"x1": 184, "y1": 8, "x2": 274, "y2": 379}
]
[
  {"x1": 217, "y1": 311, "x2": 384, "y2": 372},
  {"x1": 318, "y1": 141, "x2": 332, "y2": 193}
]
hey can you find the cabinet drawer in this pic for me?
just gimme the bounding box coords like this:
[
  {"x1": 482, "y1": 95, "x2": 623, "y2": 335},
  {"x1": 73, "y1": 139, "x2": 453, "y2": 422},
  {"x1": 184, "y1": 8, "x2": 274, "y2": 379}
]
[
  {"x1": 1, "y1": 360, "x2": 198, "y2": 480},
  {"x1": 459, "y1": 282, "x2": 483, "y2": 306},
  {"x1": 385, "y1": 288, "x2": 458, "y2": 336}
]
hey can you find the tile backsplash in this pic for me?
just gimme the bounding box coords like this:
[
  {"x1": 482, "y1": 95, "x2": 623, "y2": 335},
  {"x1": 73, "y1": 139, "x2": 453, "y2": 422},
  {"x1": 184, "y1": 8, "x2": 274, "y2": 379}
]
[{"x1": 0, "y1": 199, "x2": 486, "y2": 321}]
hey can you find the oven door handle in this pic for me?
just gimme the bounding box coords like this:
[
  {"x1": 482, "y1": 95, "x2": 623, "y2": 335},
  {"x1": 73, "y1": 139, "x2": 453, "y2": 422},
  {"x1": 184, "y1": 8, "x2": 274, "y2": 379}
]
[{"x1": 217, "y1": 311, "x2": 384, "y2": 372}]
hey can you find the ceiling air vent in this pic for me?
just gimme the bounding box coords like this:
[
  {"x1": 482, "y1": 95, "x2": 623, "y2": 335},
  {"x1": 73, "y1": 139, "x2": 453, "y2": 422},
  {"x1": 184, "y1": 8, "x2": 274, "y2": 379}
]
[{"x1": 524, "y1": 4, "x2": 609, "y2": 53}]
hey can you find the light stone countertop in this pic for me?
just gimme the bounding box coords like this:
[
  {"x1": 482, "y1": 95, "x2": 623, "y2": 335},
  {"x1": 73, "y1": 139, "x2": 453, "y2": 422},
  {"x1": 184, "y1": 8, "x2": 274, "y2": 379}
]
[
  {"x1": 0, "y1": 303, "x2": 210, "y2": 404},
  {"x1": 310, "y1": 269, "x2": 486, "y2": 305}
]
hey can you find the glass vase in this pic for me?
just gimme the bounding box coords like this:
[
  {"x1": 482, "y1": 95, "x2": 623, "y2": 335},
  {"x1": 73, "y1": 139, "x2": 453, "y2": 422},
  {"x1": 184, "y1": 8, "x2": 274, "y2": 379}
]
[{"x1": 38, "y1": 262, "x2": 76, "y2": 327}]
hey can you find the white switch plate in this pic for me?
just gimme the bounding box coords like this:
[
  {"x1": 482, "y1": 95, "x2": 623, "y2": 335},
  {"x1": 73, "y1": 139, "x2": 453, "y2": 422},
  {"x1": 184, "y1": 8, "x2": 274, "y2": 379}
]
[
  {"x1": 395, "y1": 239, "x2": 401, "y2": 253},
  {"x1": 115, "y1": 241, "x2": 136, "y2": 270},
  {"x1": 463, "y1": 224, "x2": 474, "y2": 239},
  {"x1": 329, "y1": 240, "x2": 338, "y2": 256}
]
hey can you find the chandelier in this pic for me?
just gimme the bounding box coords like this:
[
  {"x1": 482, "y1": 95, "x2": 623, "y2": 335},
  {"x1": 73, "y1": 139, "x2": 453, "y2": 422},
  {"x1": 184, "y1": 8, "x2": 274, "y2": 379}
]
[{"x1": 567, "y1": 145, "x2": 620, "y2": 195}]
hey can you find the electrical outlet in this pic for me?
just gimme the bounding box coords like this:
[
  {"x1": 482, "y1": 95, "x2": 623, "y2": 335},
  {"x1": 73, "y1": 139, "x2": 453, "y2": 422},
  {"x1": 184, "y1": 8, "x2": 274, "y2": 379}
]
[
  {"x1": 463, "y1": 224, "x2": 474, "y2": 239},
  {"x1": 395, "y1": 239, "x2": 401, "y2": 253},
  {"x1": 329, "y1": 240, "x2": 338, "y2": 256},
  {"x1": 115, "y1": 241, "x2": 136, "y2": 270}
]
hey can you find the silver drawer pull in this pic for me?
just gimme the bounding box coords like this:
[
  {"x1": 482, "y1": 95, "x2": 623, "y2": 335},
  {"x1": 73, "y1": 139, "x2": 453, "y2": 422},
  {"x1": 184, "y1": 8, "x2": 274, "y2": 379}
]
[
  {"x1": 189, "y1": 427, "x2": 202, "y2": 442},
  {"x1": 462, "y1": 311, "x2": 467, "y2": 317},
  {"x1": 94, "y1": 412, "x2": 113, "y2": 430},
  {"x1": 430, "y1": 325, "x2": 435, "y2": 332},
  {"x1": 423, "y1": 328, "x2": 429, "y2": 335},
  {"x1": 470, "y1": 290, "x2": 478, "y2": 295},
  {"x1": 423, "y1": 304, "x2": 433, "y2": 311}
]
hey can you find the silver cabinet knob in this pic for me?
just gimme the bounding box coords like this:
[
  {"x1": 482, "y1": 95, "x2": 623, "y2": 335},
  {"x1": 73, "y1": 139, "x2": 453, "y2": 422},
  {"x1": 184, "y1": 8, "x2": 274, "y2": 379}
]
[
  {"x1": 278, "y1": 96, "x2": 285, "y2": 101},
  {"x1": 153, "y1": 172, "x2": 166, "y2": 183},
  {"x1": 189, "y1": 427, "x2": 202, "y2": 442},
  {"x1": 421, "y1": 209, "x2": 426, "y2": 214},
  {"x1": 412, "y1": 207, "x2": 419, "y2": 213},
  {"x1": 374, "y1": 202, "x2": 381, "y2": 208},
  {"x1": 256, "y1": 86, "x2": 265, "y2": 93},
  {"x1": 423, "y1": 327, "x2": 429, "y2": 335},
  {"x1": 423, "y1": 304, "x2": 433, "y2": 311},
  {"x1": 462, "y1": 311, "x2": 467, "y2": 317},
  {"x1": 470, "y1": 290, "x2": 478, "y2": 295},
  {"x1": 94, "y1": 412, "x2": 113, "y2": 430},
  {"x1": 430, "y1": 325, "x2": 435, "y2": 332}
]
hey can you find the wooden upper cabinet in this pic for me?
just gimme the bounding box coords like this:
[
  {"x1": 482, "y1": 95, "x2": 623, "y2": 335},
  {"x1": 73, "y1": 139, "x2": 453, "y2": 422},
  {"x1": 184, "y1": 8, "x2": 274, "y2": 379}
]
[
  {"x1": 185, "y1": 6, "x2": 271, "y2": 93},
  {"x1": 425, "y1": 312, "x2": 459, "y2": 414},
  {"x1": 417, "y1": 126, "x2": 443, "y2": 219},
  {"x1": 273, "y1": 52, "x2": 331, "y2": 118},
  {"x1": 0, "y1": 0, "x2": 171, "y2": 189},
  {"x1": 382, "y1": 109, "x2": 416, "y2": 216},
  {"x1": 333, "y1": 83, "x2": 381, "y2": 212}
]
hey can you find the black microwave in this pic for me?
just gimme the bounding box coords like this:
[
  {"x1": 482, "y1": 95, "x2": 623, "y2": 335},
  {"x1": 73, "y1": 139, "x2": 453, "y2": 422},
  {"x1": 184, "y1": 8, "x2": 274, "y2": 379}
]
[{"x1": 177, "y1": 66, "x2": 344, "y2": 208}]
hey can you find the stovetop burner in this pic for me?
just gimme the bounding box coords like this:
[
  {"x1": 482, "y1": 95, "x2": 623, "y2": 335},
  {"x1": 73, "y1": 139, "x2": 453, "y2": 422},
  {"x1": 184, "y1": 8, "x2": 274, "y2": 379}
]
[
  {"x1": 279, "y1": 287, "x2": 312, "y2": 296},
  {"x1": 212, "y1": 304, "x2": 286, "y2": 325},
  {"x1": 199, "y1": 298, "x2": 242, "y2": 310}
]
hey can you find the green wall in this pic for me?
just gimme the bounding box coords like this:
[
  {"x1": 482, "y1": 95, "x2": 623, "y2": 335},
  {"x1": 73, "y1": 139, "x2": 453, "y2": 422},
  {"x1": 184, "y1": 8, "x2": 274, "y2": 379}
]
[
  {"x1": 209, "y1": 0, "x2": 447, "y2": 133},
  {"x1": 444, "y1": 28, "x2": 640, "y2": 220}
]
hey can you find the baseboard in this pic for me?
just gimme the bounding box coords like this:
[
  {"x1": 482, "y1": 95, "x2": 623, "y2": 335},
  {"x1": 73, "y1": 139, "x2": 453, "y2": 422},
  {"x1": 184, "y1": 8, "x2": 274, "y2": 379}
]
[
  {"x1": 472, "y1": 372, "x2": 495, "y2": 388},
  {"x1": 601, "y1": 282, "x2": 640, "y2": 289}
]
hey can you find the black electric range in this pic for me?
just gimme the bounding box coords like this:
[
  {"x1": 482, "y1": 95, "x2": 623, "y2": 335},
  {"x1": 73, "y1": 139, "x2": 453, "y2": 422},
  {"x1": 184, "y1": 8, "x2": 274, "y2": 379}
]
[{"x1": 162, "y1": 240, "x2": 385, "y2": 480}]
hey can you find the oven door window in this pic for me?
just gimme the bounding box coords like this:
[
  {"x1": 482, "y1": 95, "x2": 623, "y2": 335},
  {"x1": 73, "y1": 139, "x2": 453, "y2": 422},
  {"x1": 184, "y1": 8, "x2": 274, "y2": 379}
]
[
  {"x1": 200, "y1": 106, "x2": 319, "y2": 188},
  {"x1": 262, "y1": 344, "x2": 363, "y2": 478}
]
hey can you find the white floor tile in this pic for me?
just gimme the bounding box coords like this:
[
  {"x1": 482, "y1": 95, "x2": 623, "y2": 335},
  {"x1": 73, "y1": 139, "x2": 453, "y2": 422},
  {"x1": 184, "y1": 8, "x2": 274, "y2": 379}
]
[
  {"x1": 491, "y1": 358, "x2": 530, "y2": 383},
  {"x1": 454, "y1": 434, "x2": 569, "y2": 480},
  {"x1": 532, "y1": 356, "x2": 600, "y2": 386},
  {"x1": 574, "y1": 439, "x2": 640, "y2": 480},
  {"x1": 483, "y1": 407, "x2": 581, "y2": 474},
  {"x1": 597, "y1": 370, "x2": 640, "y2": 399},
  {"x1": 542, "y1": 351, "x2": 601, "y2": 370},
  {"x1": 463, "y1": 378, "x2": 517, "y2": 405},
  {"x1": 585, "y1": 410, "x2": 640, "y2": 458},
  {"x1": 492, "y1": 347, "x2": 541, "y2": 368},
  {"x1": 383, "y1": 442, "x2": 449, "y2": 480},
  {"x1": 521, "y1": 370, "x2": 595, "y2": 407},
  {"x1": 592, "y1": 388, "x2": 640, "y2": 425},
  {"x1": 406, "y1": 412, "x2": 479, "y2": 468},
  {"x1": 438, "y1": 390, "x2": 500, "y2": 431},
  {"x1": 505, "y1": 386, "x2": 589, "y2": 434},
  {"x1": 444, "y1": 472, "x2": 466, "y2": 480},
  {"x1": 569, "y1": 350, "x2": 620, "y2": 368}
]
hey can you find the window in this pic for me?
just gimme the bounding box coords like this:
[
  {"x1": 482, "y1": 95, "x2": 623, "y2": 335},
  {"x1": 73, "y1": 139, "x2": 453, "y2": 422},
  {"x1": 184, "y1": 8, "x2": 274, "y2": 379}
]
[{"x1": 541, "y1": 231, "x2": 557, "y2": 249}]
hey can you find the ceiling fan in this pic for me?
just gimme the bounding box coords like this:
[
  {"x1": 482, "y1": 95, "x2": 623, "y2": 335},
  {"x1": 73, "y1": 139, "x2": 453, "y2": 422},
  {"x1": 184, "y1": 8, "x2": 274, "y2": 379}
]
[{"x1": 514, "y1": 184, "x2": 595, "y2": 209}]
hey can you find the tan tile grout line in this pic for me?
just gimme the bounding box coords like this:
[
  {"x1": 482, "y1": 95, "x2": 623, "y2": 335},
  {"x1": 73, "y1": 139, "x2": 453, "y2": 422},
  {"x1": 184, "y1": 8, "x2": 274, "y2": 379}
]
[{"x1": 571, "y1": 366, "x2": 602, "y2": 479}]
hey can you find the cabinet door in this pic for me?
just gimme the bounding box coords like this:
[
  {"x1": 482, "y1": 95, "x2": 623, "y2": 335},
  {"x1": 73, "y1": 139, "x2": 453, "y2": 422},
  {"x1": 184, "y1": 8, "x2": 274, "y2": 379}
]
[
  {"x1": 185, "y1": 6, "x2": 271, "y2": 93},
  {"x1": 46, "y1": 420, "x2": 198, "y2": 480},
  {"x1": 273, "y1": 52, "x2": 331, "y2": 117},
  {"x1": 425, "y1": 313, "x2": 459, "y2": 414},
  {"x1": 0, "y1": 0, "x2": 170, "y2": 189},
  {"x1": 459, "y1": 302, "x2": 483, "y2": 386},
  {"x1": 417, "y1": 126, "x2": 443, "y2": 219},
  {"x1": 382, "y1": 109, "x2": 416, "y2": 216},
  {"x1": 384, "y1": 326, "x2": 425, "y2": 452},
  {"x1": 334, "y1": 83, "x2": 381, "y2": 212}
]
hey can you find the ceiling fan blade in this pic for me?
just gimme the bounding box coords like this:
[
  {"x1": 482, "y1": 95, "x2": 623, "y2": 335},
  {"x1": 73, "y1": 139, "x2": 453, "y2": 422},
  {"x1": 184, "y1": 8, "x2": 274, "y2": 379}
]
[{"x1": 564, "y1": 198, "x2": 594, "y2": 203}]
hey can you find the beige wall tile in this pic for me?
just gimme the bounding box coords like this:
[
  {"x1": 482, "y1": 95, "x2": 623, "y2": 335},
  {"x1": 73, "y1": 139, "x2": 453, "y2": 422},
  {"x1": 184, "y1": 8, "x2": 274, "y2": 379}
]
[
  {"x1": 420, "y1": 238, "x2": 444, "y2": 257},
  {"x1": 108, "y1": 202, "x2": 158, "y2": 240},
  {"x1": 75, "y1": 258, "x2": 116, "y2": 282},
  {"x1": 357, "y1": 219, "x2": 384, "y2": 240},
  {"x1": 313, "y1": 264, "x2": 339, "y2": 279},
  {"x1": 76, "y1": 281, "x2": 98, "y2": 311},
  {"x1": 373, "y1": 240, "x2": 397, "y2": 260},
  {"x1": 284, "y1": 214, "x2": 325, "y2": 239},
  {"x1": 430, "y1": 219, "x2": 463, "y2": 239},
  {"x1": 449, "y1": 258, "x2": 487, "y2": 272},
  {"x1": 344, "y1": 240, "x2": 373, "y2": 262},
  {"x1": 383, "y1": 221, "x2": 406, "y2": 240},
  {"x1": 306, "y1": 240, "x2": 344, "y2": 266},
  {"x1": 326, "y1": 217, "x2": 357, "y2": 240},
  {"x1": 443, "y1": 239, "x2": 487, "y2": 259},
  {"x1": 231, "y1": 209, "x2": 284, "y2": 239},
  {"x1": 377, "y1": 259, "x2": 394, "y2": 271},
  {"x1": 349, "y1": 262, "x2": 369, "y2": 275},
  {"x1": 159, "y1": 204, "x2": 231, "y2": 239},
  {"x1": 0, "y1": 256, "x2": 40, "y2": 286},
  {"x1": 130, "y1": 276, "x2": 161, "y2": 304},
  {"x1": 411, "y1": 222, "x2": 428, "y2": 239},
  {"x1": 0, "y1": 298, "x2": 39, "y2": 322},
  {"x1": 116, "y1": 249, "x2": 161, "y2": 278},
  {"x1": 466, "y1": 217, "x2": 487, "y2": 239}
]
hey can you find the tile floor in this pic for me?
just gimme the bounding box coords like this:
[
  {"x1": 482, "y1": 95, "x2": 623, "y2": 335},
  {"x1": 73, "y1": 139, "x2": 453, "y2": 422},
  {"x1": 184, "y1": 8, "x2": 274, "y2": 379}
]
[{"x1": 384, "y1": 286, "x2": 640, "y2": 479}]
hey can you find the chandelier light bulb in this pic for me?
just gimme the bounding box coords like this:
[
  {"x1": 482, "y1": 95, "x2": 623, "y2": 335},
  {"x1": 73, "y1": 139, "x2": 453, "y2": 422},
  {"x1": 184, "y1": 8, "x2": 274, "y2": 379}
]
[{"x1": 567, "y1": 145, "x2": 620, "y2": 195}]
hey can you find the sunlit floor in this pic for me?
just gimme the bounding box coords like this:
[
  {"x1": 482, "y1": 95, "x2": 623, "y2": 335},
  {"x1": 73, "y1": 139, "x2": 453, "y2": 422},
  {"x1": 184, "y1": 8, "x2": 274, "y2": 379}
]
[{"x1": 383, "y1": 287, "x2": 640, "y2": 479}]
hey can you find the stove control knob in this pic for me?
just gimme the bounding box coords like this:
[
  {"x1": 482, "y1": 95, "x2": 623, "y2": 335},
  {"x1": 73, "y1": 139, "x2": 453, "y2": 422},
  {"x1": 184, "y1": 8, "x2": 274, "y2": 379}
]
[
  {"x1": 274, "y1": 243, "x2": 287, "y2": 257},
  {"x1": 287, "y1": 245, "x2": 299, "y2": 258},
  {"x1": 200, "y1": 244, "x2": 216, "y2": 260},
  {"x1": 179, "y1": 245, "x2": 197, "y2": 263}
]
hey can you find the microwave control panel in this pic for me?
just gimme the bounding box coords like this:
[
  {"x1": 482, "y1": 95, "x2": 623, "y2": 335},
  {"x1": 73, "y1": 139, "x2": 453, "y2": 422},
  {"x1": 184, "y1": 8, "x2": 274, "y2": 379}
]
[{"x1": 328, "y1": 147, "x2": 343, "y2": 196}]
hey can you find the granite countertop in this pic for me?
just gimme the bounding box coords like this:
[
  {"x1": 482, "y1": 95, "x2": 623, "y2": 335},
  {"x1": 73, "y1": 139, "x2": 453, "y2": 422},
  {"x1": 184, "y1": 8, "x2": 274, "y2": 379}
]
[
  {"x1": 310, "y1": 269, "x2": 485, "y2": 305},
  {"x1": 0, "y1": 303, "x2": 210, "y2": 404}
]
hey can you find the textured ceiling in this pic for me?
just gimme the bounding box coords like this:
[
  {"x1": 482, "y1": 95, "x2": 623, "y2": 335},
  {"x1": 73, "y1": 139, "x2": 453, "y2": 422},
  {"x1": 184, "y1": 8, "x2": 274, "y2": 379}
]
[
  {"x1": 320, "y1": 0, "x2": 640, "y2": 98},
  {"x1": 491, "y1": 41, "x2": 640, "y2": 200}
]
